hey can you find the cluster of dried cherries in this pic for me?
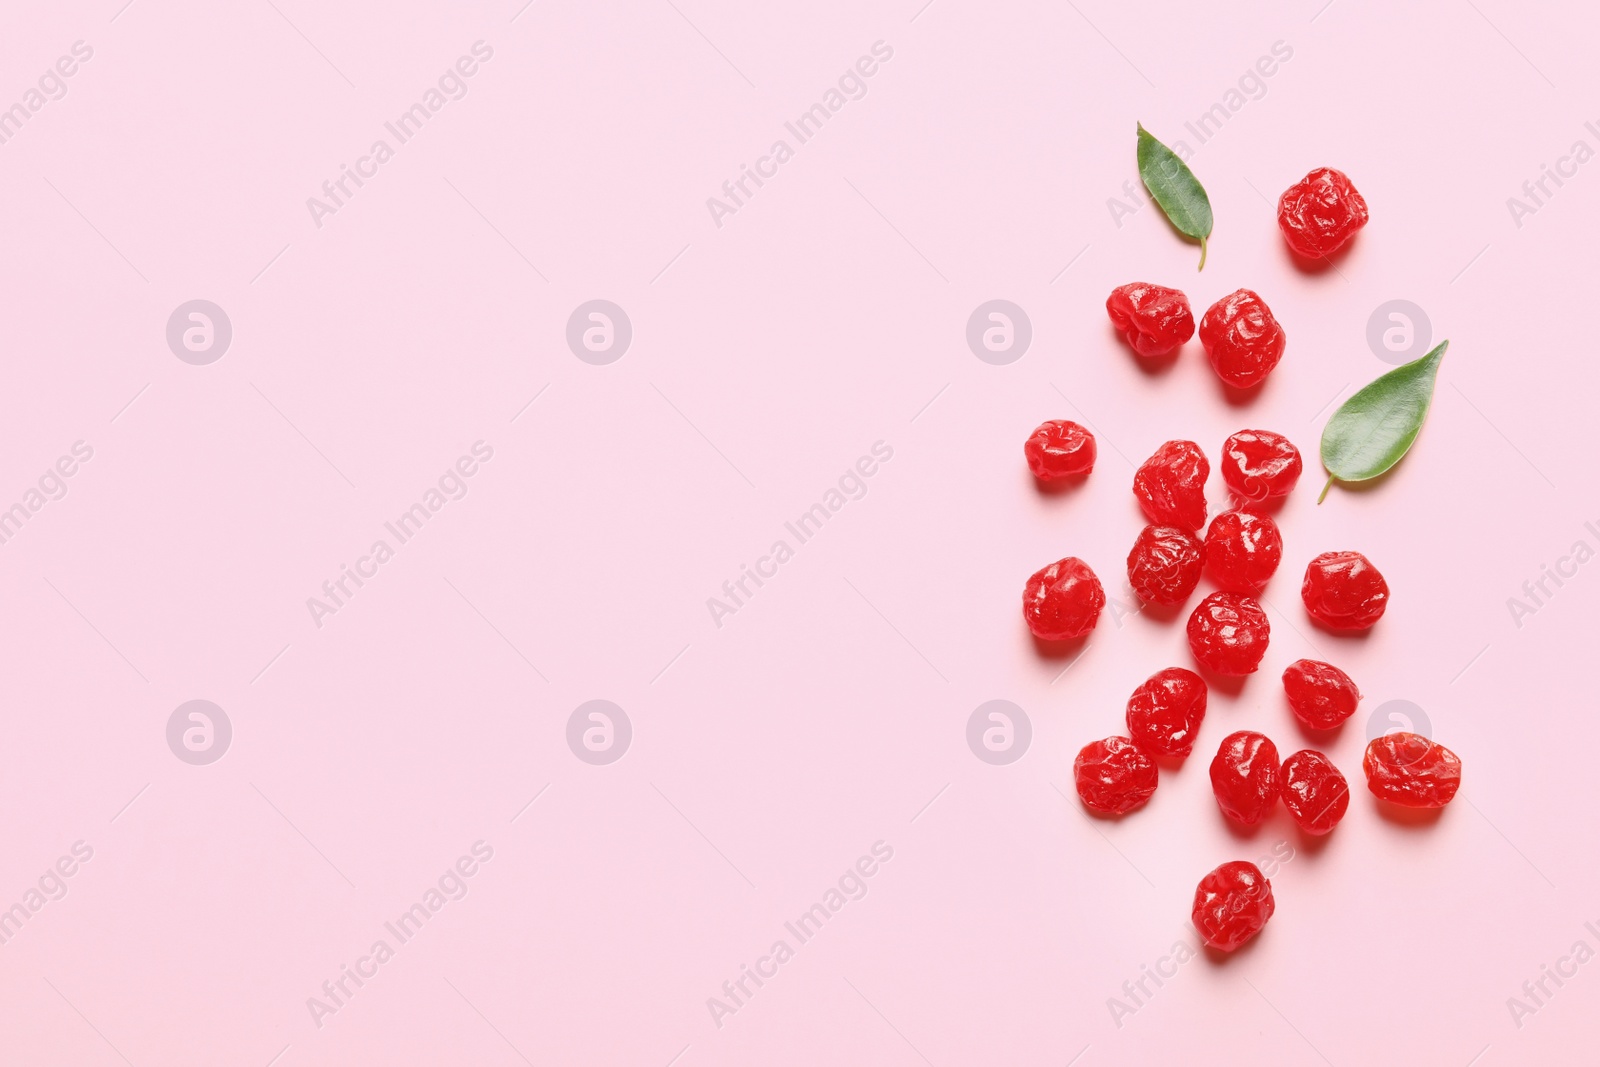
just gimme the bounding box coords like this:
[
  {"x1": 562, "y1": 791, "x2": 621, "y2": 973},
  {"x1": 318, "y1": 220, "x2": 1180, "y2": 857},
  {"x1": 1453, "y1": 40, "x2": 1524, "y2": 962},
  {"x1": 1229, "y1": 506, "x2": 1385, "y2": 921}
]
[{"x1": 1020, "y1": 168, "x2": 1461, "y2": 953}]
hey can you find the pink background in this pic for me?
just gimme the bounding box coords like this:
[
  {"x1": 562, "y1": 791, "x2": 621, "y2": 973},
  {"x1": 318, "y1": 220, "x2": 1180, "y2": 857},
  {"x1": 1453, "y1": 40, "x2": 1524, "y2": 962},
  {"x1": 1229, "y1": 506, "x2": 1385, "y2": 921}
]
[{"x1": 2, "y1": 0, "x2": 1597, "y2": 1063}]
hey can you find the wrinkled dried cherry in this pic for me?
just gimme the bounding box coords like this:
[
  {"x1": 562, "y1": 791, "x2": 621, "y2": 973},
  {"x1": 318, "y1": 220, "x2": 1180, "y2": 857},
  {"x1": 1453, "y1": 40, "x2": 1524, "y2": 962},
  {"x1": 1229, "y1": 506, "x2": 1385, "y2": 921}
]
[
  {"x1": 1363, "y1": 732, "x2": 1462, "y2": 808},
  {"x1": 1277, "y1": 167, "x2": 1369, "y2": 259},
  {"x1": 1125, "y1": 668, "x2": 1207, "y2": 759},
  {"x1": 1200, "y1": 289, "x2": 1286, "y2": 389},
  {"x1": 1281, "y1": 659, "x2": 1361, "y2": 730},
  {"x1": 1279, "y1": 749, "x2": 1349, "y2": 835},
  {"x1": 1133, "y1": 440, "x2": 1209, "y2": 531},
  {"x1": 1302, "y1": 551, "x2": 1389, "y2": 630},
  {"x1": 1204, "y1": 509, "x2": 1283, "y2": 592},
  {"x1": 1126, "y1": 525, "x2": 1203, "y2": 605},
  {"x1": 1209, "y1": 730, "x2": 1281, "y2": 825},
  {"x1": 1220, "y1": 429, "x2": 1302, "y2": 502},
  {"x1": 1074, "y1": 736, "x2": 1158, "y2": 815},
  {"x1": 1025, "y1": 420, "x2": 1096, "y2": 481},
  {"x1": 1192, "y1": 861, "x2": 1275, "y2": 952},
  {"x1": 1106, "y1": 282, "x2": 1194, "y2": 358},
  {"x1": 1022, "y1": 557, "x2": 1105, "y2": 641},
  {"x1": 1187, "y1": 592, "x2": 1271, "y2": 675}
]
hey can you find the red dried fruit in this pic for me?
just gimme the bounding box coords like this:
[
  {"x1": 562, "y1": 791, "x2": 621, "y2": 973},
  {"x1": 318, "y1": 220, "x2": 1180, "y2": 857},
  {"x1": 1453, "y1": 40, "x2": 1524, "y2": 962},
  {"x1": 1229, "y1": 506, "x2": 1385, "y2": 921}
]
[
  {"x1": 1363, "y1": 732, "x2": 1462, "y2": 808},
  {"x1": 1204, "y1": 510, "x2": 1283, "y2": 592},
  {"x1": 1106, "y1": 282, "x2": 1195, "y2": 358},
  {"x1": 1022, "y1": 557, "x2": 1106, "y2": 641},
  {"x1": 1220, "y1": 429, "x2": 1302, "y2": 502},
  {"x1": 1133, "y1": 440, "x2": 1209, "y2": 531},
  {"x1": 1277, "y1": 167, "x2": 1369, "y2": 259},
  {"x1": 1192, "y1": 861, "x2": 1275, "y2": 952},
  {"x1": 1125, "y1": 668, "x2": 1208, "y2": 759},
  {"x1": 1126, "y1": 525, "x2": 1203, "y2": 605},
  {"x1": 1187, "y1": 592, "x2": 1270, "y2": 675},
  {"x1": 1209, "y1": 730, "x2": 1282, "y2": 825},
  {"x1": 1025, "y1": 420, "x2": 1096, "y2": 481},
  {"x1": 1281, "y1": 659, "x2": 1361, "y2": 730},
  {"x1": 1279, "y1": 749, "x2": 1350, "y2": 835},
  {"x1": 1199, "y1": 289, "x2": 1287, "y2": 389},
  {"x1": 1074, "y1": 736, "x2": 1159, "y2": 815},
  {"x1": 1302, "y1": 551, "x2": 1389, "y2": 630}
]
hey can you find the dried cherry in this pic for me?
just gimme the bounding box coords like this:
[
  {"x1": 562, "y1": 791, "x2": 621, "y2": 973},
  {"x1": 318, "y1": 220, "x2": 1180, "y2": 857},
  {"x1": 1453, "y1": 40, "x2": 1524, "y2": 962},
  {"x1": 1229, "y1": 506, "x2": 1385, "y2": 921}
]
[
  {"x1": 1025, "y1": 420, "x2": 1096, "y2": 481},
  {"x1": 1187, "y1": 592, "x2": 1271, "y2": 675},
  {"x1": 1302, "y1": 551, "x2": 1389, "y2": 630},
  {"x1": 1277, "y1": 167, "x2": 1369, "y2": 259},
  {"x1": 1199, "y1": 289, "x2": 1286, "y2": 389},
  {"x1": 1134, "y1": 440, "x2": 1209, "y2": 531},
  {"x1": 1204, "y1": 509, "x2": 1283, "y2": 593},
  {"x1": 1220, "y1": 429, "x2": 1302, "y2": 502},
  {"x1": 1022, "y1": 557, "x2": 1105, "y2": 641},
  {"x1": 1363, "y1": 732, "x2": 1462, "y2": 808},
  {"x1": 1280, "y1": 749, "x2": 1349, "y2": 835},
  {"x1": 1074, "y1": 736, "x2": 1159, "y2": 815},
  {"x1": 1281, "y1": 659, "x2": 1361, "y2": 730},
  {"x1": 1125, "y1": 667, "x2": 1207, "y2": 759},
  {"x1": 1106, "y1": 282, "x2": 1195, "y2": 358},
  {"x1": 1209, "y1": 730, "x2": 1282, "y2": 825},
  {"x1": 1126, "y1": 525, "x2": 1204, "y2": 605},
  {"x1": 1192, "y1": 861, "x2": 1275, "y2": 952}
]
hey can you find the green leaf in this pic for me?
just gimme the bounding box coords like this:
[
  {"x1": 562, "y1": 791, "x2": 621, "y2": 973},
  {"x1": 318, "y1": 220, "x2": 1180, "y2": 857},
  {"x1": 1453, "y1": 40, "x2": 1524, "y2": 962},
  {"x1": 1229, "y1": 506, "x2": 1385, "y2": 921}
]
[
  {"x1": 1136, "y1": 123, "x2": 1214, "y2": 270},
  {"x1": 1318, "y1": 341, "x2": 1449, "y2": 503}
]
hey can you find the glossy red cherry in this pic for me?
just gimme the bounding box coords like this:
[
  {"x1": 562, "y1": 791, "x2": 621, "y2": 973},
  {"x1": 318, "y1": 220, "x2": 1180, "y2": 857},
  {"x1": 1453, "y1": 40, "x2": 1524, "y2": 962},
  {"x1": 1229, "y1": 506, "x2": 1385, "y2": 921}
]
[
  {"x1": 1187, "y1": 592, "x2": 1270, "y2": 675},
  {"x1": 1363, "y1": 732, "x2": 1462, "y2": 808},
  {"x1": 1199, "y1": 289, "x2": 1286, "y2": 389},
  {"x1": 1074, "y1": 736, "x2": 1159, "y2": 815},
  {"x1": 1133, "y1": 440, "x2": 1209, "y2": 531},
  {"x1": 1209, "y1": 730, "x2": 1282, "y2": 825},
  {"x1": 1220, "y1": 429, "x2": 1302, "y2": 502},
  {"x1": 1280, "y1": 749, "x2": 1350, "y2": 835},
  {"x1": 1302, "y1": 551, "x2": 1389, "y2": 630},
  {"x1": 1281, "y1": 659, "x2": 1361, "y2": 730},
  {"x1": 1126, "y1": 525, "x2": 1204, "y2": 605},
  {"x1": 1277, "y1": 167, "x2": 1369, "y2": 259},
  {"x1": 1025, "y1": 420, "x2": 1096, "y2": 481},
  {"x1": 1204, "y1": 510, "x2": 1283, "y2": 592},
  {"x1": 1106, "y1": 282, "x2": 1195, "y2": 358},
  {"x1": 1022, "y1": 557, "x2": 1105, "y2": 641},
  {"x1": 1125, "y1": 668, "x2": 1207, "y2": 759},
  {"x1": 1192, "y1": 861, "x2": 1275, "y2": 952}
]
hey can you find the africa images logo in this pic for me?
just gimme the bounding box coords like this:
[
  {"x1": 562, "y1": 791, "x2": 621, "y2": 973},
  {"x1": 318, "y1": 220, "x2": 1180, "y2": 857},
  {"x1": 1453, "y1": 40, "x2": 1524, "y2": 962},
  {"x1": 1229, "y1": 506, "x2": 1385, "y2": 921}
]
[
  {"x1": 305, "y1": 42, "x2": 494, "y2": 228},
  {"x1": 305, "y1": 841, "x2": 495, "y2": 1029},
  {"x1": 305, "y1": 443, "x2": 495, "y2": 628},
  {"x1": 705, "y1": 842, "x2": 894, "y2": 1029},
  {"x1": 705, "y1": 41, "x2": 894, "y2": 228}
]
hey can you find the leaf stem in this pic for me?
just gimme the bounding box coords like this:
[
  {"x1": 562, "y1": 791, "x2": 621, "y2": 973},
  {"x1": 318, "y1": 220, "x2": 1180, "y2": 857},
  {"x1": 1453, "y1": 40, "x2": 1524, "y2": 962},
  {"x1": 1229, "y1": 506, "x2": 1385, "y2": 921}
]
[
  {"x1": 1198, "y1": 235, "x2": 1208, "y2": 271},
  {"x1": 1317, "y1": 474, "x2": 1335, "y2": 505}
]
